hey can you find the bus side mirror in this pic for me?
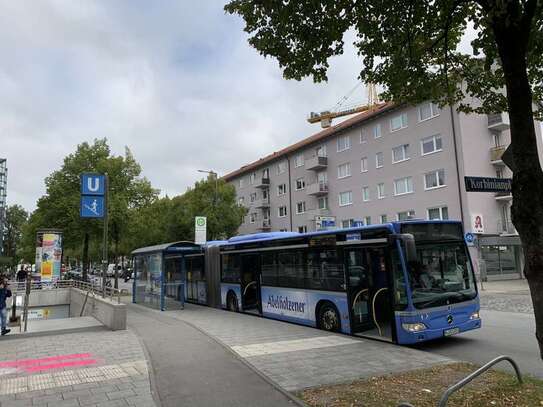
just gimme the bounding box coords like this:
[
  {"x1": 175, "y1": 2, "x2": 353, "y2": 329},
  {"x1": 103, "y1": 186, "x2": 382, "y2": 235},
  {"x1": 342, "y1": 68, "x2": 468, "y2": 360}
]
[{"x1": 389, "y1": 233, "x2": 417, "y2": 263}]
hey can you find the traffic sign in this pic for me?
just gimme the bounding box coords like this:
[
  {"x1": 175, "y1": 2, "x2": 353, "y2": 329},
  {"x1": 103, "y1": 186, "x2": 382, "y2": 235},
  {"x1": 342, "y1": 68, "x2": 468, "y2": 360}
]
[
  {"x1": 465, "y1": 232, "x2": 475, "y2": 246},
  {"x1": 80, "y1": 195, "x2": 105, "y2": 218},
  {"x1": 195, "y1": 216, "x2": 207, "y2": 244},
  {"x1": 81, "y1": 173, "x2": 106, "y2": 195}
]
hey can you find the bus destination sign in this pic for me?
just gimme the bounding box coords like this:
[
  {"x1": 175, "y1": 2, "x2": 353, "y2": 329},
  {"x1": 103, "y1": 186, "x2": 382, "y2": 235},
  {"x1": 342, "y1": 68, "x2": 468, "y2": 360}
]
[{"x1": 464, "y1": 176, "x2": 512, "y2": 193}]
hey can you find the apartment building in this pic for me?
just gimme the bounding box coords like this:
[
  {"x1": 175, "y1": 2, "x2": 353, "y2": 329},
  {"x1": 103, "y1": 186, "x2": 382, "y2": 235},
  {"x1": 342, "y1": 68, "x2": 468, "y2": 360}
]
[
  {"x1": 223, "y1": 102, "x2": 543, "y2": 281},
  {"x1": 0, "y1": 158, "x2": 7, "y2": 255}
]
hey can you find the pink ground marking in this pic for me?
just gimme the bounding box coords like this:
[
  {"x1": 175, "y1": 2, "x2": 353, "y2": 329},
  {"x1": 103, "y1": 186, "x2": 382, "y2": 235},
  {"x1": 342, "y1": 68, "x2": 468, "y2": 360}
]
[
  {"x1": 0, "y1": 353, "x2": 93, "y2": 368},
  {"x1": 23, "y1": 358, "x2": 97, "y2": 373}
]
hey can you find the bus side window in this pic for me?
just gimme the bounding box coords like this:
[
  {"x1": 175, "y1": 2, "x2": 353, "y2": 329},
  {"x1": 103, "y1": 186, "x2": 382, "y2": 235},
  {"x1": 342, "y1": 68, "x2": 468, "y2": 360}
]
[
  {"x1": 307, "y1": 250, "x2": 344, "y2": 292},
  {"x1": 261, "y1": 253, "x2": 277, "y2": 286},
  {"x1": 277, "y1": 251, "x2": 304, "y2": 288}
]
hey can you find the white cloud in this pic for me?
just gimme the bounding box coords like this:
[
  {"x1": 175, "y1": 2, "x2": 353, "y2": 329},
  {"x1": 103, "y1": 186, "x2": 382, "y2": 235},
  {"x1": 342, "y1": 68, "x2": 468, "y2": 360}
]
[{"x1": 0, "y1": 0, "x2": 363, "y2": 211}]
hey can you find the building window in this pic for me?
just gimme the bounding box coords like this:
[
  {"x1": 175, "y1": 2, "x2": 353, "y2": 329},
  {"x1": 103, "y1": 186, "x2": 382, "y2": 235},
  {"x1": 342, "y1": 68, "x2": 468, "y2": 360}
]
[
  {"x1": 376, "y1": 152, "x2": 384, "y2": 168},
  {"x1": 392, "y1": 144, "x2": 410, "y2": 163},
  {"x1": 262, "y1": 168, "x2": 270, "y2": 178},
  {"x1": 394, "y1": 177, "x2": 414, "y2": 195},
  {"x1": 364, "y1": 216, "x2": 371, "y2": 225},
  {"x1": 373, "y1": 123, "x2": 382, "y2": 139},
  {"x1": 418, "y1": 102, "x2": 440, "y2": 122},
  {"x1": 397, "y1": 210, "x2": 416, "y2": 221},
  {"x1": 421, "y1": 134, "x2": 443, "y2": 155},
  {"x1": 296, "y1": 201, "x2": 306, "y2": 214},
  {"x1": 339, "y1": 191, "x2": 353, "y2": 206},
  {"x1": 428, "y1": 206, "x2": 449, "y2": 220},
  {"x1": 424, "y1": 169, "x2": 446, "y2": 190},
  {"x1": 496, "y1": 168, "x2": 503, "y2": 178},
  {"x1": 239, "y1": 178, "x2": 244, "y2": 188},
  {"x1": 298, "y1": 225, "x2": 307, "y2": 233},
  {"x1": 278, "y1": 206, "x2": 288, "y2": 217},
  {"x1": 295, "y1": 177, "x2": 306, "y2": 190},
  {"x1": 380, "y1": 214, "x2": 388, "y2": 224},
  {"x1": 316, "y1": 145, "x2": 327, "y2": 157},
  {"x1": 250, "y1": 172, "x2": 256, "y2": 184},
  {"x1": 277, "y1": 183, "x2": 287, "y2": 195},
  {"x1": 362, "y1": 186, "x2": 370, "y2": 202},
  {"x1": 277, "y1": 161, "x2": 287, "y2": 174},
  {"x1": 294, "y1": 154, "x2": 304, "y2": 168},
  {"x1": 318, "y1": 196, "x2": 328, "y2": 210},
  {"x1": 279, "y1": 228, "x2": 288, "y2": 232},
  {"x1": 360, "y1": 130, "x2": 368, "y2": 144},
  {"x1": 250, "y1": 192, "x2": 257, "y2": 202},
  {"x1": 390, "y1": 113, "x2": 408, "y2": 132},
  {"x1": 361, "y1": 157, "x2": 368, "y2": 173},
  {"x1": 250, "y1": 213, "x2": 257, "y2": 223},
  {"x1": 377, "y1": 183, "x2": 385, "y2": 199},
  {"x1": 338, "y1": 162, "x2": 352, "y2": 179},
  {"x1": 341, "y1": 219, "x2": 354, "y2": 228},
  {"x1": 337, "y1": 135, "x2": 351, "y2": 152}
]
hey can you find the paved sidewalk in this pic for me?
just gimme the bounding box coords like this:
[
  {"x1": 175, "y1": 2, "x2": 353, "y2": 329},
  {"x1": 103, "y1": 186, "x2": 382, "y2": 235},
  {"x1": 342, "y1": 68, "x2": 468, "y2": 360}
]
[
  {"x1": 0, "y1": 329, "x2": 156, "y2": 407},
  {"x1": 163, "y1": 304, "x2": 451, "y2": 392},
  {"x1": 479, "y1": 279, "x2": 533, "y2": 314}
]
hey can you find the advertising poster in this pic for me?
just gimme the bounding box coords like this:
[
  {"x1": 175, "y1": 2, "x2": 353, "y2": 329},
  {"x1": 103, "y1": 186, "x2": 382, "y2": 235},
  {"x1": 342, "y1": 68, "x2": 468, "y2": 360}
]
[
  {"x1": 36, "y1": 230, "x2": 63, "y2": 282},
  {"x1": 471, "y1": 214, "x2": 485, "y2": 234}
]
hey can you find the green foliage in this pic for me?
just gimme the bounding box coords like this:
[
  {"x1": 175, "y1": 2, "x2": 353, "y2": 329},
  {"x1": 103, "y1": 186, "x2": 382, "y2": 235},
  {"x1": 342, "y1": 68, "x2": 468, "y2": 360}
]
[
  {"x1": 2, "y1": 204, "x2": 29, "y2": 264},
  {"x1": 225, "y1": 1, "x2": 542, "y2": 117}
]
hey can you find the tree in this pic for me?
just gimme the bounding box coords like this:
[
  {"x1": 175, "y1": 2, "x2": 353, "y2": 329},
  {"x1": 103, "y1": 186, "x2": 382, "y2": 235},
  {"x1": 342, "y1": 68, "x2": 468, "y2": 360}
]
[
  {"x1": 2, "y1": 204, "x2": 28, "y2": 266},
  {"x1": 225, "y1": 0, "x2": 543, "y2": 357}
]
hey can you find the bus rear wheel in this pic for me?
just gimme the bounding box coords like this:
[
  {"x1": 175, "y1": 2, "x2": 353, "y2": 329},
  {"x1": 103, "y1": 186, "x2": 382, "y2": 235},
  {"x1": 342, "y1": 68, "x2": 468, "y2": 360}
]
[
  {"x1": 227, "y1": 292, "x2": 239, "y2": 312},
  {"x1": 318, "y1": 303, "x2": 340, "y2": 332}
]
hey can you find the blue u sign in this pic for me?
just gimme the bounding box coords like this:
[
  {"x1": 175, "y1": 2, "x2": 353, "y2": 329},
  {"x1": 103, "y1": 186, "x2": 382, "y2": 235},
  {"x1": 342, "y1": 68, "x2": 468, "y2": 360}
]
[
  {"x1": 81, "y1": 196, "x2": 105, "y2": 218},
  {"x1": 81, "y1": 173, "x2": 105, "y2": 195}
]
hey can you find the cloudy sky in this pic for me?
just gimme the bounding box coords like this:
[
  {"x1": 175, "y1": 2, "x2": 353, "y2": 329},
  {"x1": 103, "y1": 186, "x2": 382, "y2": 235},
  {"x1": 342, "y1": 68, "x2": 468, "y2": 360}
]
[{"x1": 0, "y1": 1, "x2": 369, "y2": 211}]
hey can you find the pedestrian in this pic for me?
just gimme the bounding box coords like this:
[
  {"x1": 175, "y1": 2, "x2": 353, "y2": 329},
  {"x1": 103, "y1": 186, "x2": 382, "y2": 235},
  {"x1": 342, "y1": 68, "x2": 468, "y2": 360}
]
[
  {"x1": 16, "y1": 267, "x2": 27, "y2": 282},
  {"x1": 0, "y1": 277, "x2": 12, "y2": 336}
]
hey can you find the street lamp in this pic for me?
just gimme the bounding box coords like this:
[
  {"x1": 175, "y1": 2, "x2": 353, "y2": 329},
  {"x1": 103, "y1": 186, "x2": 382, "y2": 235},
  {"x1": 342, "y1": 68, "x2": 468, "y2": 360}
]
[{"x1": 197, "y1": 170, "x2": 219, "y2": 239}]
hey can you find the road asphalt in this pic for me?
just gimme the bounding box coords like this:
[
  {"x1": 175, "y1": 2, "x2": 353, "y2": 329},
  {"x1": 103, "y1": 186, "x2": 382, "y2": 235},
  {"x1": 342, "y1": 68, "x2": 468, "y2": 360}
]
[{"x1": 127, "y1": 304, "x2": 297, "y2": 407}]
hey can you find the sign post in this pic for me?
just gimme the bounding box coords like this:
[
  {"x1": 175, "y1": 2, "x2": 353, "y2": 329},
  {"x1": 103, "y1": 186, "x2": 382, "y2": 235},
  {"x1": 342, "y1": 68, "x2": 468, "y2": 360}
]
[
  {"x1": 195, "y1": 216, "x2": 207, "y2": 245},
  {"x1": 80, "y1": 173, "x2": 108, "y2": 297}
]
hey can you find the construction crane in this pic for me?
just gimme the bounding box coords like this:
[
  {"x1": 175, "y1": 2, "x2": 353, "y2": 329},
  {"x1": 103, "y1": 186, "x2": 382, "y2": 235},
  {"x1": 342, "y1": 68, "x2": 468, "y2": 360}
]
[{"x1": 308, "y1": 83, "x2": 380, "y2": 128}]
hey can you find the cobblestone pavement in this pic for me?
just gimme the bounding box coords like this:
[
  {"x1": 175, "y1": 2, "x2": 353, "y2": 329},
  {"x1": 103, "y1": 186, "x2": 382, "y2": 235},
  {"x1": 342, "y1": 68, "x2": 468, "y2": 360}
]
[
  {"x1": 166, "y1": 304, "x2": 451, "y2": 391},
  {"x1": 479, "y1": 290, "x2": 534, "y2": 313},
  {"x1": 0, "y1": 329, "x2": 156, "y2": 407}
]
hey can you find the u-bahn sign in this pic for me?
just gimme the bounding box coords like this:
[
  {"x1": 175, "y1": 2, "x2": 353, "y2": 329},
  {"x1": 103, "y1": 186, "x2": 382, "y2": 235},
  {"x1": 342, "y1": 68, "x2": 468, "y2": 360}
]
[{"x1": 464, "y1": 176, "x2": 512, "y2": 193}]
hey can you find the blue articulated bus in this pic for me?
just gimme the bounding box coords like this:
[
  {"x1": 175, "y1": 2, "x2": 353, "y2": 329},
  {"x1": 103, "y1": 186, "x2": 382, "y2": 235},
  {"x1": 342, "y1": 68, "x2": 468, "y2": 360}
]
[{"x1": 211, "y1": 220, "x2": 480, "y2": 345}]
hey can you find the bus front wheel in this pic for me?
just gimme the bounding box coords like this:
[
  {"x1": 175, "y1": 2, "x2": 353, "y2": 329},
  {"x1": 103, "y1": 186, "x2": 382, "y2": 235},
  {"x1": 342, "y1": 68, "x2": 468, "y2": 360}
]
[
  {"x1": 318, "y1": 303, "x2": 340, "y2": 332},
  {"x1": 227, "y1": 292, "x2": 239, "y2": 312}
]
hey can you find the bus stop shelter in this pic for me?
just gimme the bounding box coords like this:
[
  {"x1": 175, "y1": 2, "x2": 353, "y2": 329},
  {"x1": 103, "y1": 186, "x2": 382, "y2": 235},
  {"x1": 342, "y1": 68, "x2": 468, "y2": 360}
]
[{"x1": 131, "y1": 241, "x2": 203, "y2": 311}]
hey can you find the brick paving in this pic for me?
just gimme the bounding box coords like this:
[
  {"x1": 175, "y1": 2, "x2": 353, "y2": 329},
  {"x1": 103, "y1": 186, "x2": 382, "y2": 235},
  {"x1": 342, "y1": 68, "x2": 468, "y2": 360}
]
[
  {"x1": 166, "y1": 304, "x2": 451, "y2": 391},
  {"x1": 0, "y1": 330, "x2": 156, "y2": 407},
  {"x1": 479, "y1": 291, "x2": 533, "y2": 313}
]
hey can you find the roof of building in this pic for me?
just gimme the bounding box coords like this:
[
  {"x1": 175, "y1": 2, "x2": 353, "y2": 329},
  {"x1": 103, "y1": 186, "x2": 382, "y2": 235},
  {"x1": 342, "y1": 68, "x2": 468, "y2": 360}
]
[{"x1": 222, "y1": 101, "x2": 397, "y2": 181}]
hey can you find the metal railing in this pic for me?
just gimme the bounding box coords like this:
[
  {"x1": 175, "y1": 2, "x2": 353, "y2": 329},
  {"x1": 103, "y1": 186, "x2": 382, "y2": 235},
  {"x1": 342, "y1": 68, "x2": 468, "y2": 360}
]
[{"x1": 437, "y1": 355, "x2": 522, "y2": 407}]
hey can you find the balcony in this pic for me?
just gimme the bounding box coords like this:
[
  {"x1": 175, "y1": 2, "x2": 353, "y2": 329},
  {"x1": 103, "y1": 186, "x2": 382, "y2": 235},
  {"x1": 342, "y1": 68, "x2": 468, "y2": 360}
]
[
  {"x1": 306, "y1": 182, "x2": 328, "y2": 196},
  {"x1": 259, "y1": 219, "x2": 271, "y2": 230},
  {"x1": 306, "y1": 156, "x2": 328, "y2": 171},
  {"x1": 495, "y1": 192, "x2": 512, "y2": 201},
  {"x1": 305, "y1": 208, "x2": 332, "y2": 221},
  {"x1": 487, "y1": 113, "x2": 510, "y2": 131},
  {"x1": 255, "y1": 178, "x2": 270, "y2": 189},
  {"x1": 498, "y1": 220, "x2": 517, "y2": 235},
  {"x1": 490, "y1": 145, "x2": 506, "y2": 165},
  {"x1": 255, "y1": 198, "x2": 270, "y2": 209}
]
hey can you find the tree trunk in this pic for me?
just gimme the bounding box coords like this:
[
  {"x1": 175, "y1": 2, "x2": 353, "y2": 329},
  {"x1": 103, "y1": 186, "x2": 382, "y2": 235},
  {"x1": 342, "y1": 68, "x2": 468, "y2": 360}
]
[
  {"x1": 493, "y1": 13, "x2": 543, "y2": 359},
  {"x1": 82, "y1": 232, "x2": 89, "y2": 281}
]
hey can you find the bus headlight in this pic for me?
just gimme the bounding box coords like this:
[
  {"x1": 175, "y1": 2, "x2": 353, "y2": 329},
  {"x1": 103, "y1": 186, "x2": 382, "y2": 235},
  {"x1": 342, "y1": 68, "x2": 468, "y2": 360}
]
[
  {"x1": 402, "y1": 322, "x2": 427, "y2": 332},
  {"x1": 470, "y1": 311, "x2": 480, "y2": 320}
]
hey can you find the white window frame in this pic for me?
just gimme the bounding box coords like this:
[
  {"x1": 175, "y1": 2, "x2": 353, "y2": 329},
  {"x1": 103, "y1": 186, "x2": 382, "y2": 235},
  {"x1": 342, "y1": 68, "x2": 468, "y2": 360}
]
[
  {"x1": 296, "y1": 201, "x2": 306, "y2": 214},
  {"x1": 390, "y1": 113, "x2": 408, "y2": 132},
  {"x1": 379, "y1": 214, "x2": 388, "y2": 224},
  {"x1": 421, "y1": 134, "x2": 443, "y2": 156},
  {"x1": 239, "y1": 178, "x2": 244, "y2": 188},
  {"x1": 373, "y1": 123, "x2": 382, "y2": 139},
  {"x1": 298, "y1": 225, "x2": 307, "y2": 233},
  {"x1": 394, "y1": 177, "x2": 414, "y2": 196},
  {"x1": 360, "y1": 130, "x2": 368, "y2": 144},
  {"x1": 337, "y1": 162, "x2": 352, "y2": 179},
  {"x1": 278, "y1": 206, "x2": 288, "y2": 218},
  {"x1": 418, "y1": 102, "x2": 440, "y2": 122},
  {"x1": 250, "y1": 192, "x2": 257, "y2": 202},
  {"x1": 250, "y1": 172, "x2": 256, "y2": 184},
  {"x1": 424, "y1": 169, "x2": 446, "y2": 190},
  {"x1": 364, "y1": 216, "x2": 371, "y2": 226},
  {"x1": 295, "y1": 177, "x2": 306, "y2": 190},
  {"x1": 318, "y1": 196, "x2": 328, "y2": 210},
  {"x1": 277, "y1": 161, "x2": 287, "y2": 175},
  {"x1": 294, "y1": 153, "x2": 304, "y2": 168},
  {"x1": 397, "y1": 210, "x2": 416, "y2": 221},
  {"x1": 250, "y1": 213, "x2": 257, "y2": 223},
  {"x1": 362, "y1": 186, "x2": 370, "y2": 202},
  {"x1": 277, "y1": 183, "x2": 287, "y2": 196},
  {"x1": 341, "y1": 219, "x2": 354, "y2": 228},
  {"x1": 392, "y1": 144, "x2": 410, "y2": 163},
  {"x1": 337, "y1": 135, "x2": 351, "y2": 152},
  {"x1": 316, "y1": 145, "x2": 327, "y2": 157},
  {"x1": 377, "y1": 183, "x2": 385, "y2": 199},
  {"x1": 427, "y1": 206, "x2": 449, "y2": 220},
  {"x1": 376, "y1": 152, "x2": 384, "y2": 169},
  {"x1": 361, "y1": 157, "x2": 368, "y2": 173},
  {"x1": 339, "y1": 191, "x2": 353, "y2": 207}
]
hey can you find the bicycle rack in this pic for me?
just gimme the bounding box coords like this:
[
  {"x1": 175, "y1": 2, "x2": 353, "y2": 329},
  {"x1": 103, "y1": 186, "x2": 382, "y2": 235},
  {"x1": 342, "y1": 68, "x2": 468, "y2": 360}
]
[{"x1": 437, "y1": 355, "x2": 522, "y2": 407}]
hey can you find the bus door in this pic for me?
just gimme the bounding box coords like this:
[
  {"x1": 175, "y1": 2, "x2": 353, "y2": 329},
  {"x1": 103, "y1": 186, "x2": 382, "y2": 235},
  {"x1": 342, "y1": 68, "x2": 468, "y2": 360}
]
[
  {"x1": 240, "y1": 254, "x2": 261, "y2": 313},
  {"x1": 346, "y1": 246, "x2": 395, "y2": 341}
]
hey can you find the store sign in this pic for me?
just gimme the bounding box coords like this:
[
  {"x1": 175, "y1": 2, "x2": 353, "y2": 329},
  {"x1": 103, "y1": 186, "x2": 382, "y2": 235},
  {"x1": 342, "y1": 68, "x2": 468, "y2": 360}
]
[
  {"x1": 195, "y1": 216, "x2": 207, "y2": 245},
  {"x1": 471, "y1": 214, "x2": 485, "y2": 234},
  {"x1": 315, "y1": 216, "x2": 335, "y2": 230},
  {"x1": 464, "y1": 176, "x2": 511, "y2": 193}
]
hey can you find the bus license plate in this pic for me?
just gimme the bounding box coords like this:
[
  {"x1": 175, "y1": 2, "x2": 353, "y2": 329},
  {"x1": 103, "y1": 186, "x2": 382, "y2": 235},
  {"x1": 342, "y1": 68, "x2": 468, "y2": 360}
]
[{"x1": 444, "y1": 327, "x2": 460, "y2": 337}]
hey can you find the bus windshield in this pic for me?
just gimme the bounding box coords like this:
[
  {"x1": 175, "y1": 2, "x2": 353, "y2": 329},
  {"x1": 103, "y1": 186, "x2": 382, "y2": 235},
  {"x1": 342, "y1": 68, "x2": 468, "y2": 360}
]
[{"x1": 408, "y1": 241, "x2": 477, "y2": 309}]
